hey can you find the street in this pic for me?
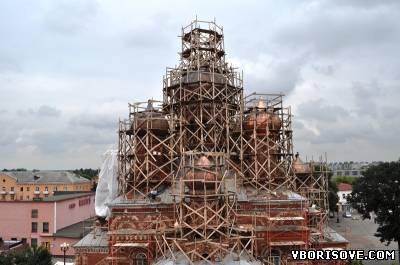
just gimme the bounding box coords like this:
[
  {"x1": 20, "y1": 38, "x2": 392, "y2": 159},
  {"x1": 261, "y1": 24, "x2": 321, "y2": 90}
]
[{"x1": 329, "y1": 213, "x2": 398, "y2": 265}]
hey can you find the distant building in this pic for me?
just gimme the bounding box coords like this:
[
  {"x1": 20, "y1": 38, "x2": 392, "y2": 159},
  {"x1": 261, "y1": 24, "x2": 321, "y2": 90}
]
[
  {"x1": 0, "y1": 239, "x2": 28, "y2": 255},
  {"x1": 0, "y1": 171, "x2": 92, "y2": 201},
  {"x1": 337, "y1": 183, "x2": 352, "y2": 212},
  {"x1": 328, "y1": 161, "x2": 380, "y2": 177},
  {"x1": 0, "y1": 192, "x2": 95, "y2": 257}
]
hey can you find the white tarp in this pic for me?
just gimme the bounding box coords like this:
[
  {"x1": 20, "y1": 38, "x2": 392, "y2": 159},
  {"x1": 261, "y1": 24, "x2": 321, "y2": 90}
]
[{"x1": 95, "y1": 149, "x2": 118, "y2": 218}]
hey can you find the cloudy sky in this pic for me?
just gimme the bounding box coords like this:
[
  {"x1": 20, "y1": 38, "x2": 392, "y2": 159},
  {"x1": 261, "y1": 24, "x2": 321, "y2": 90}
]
[{"x1": 0, "y1": 0, "x2": 399, "y2": 169}]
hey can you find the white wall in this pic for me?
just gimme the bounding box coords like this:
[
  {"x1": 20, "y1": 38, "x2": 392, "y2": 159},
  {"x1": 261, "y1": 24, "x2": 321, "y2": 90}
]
[{"x1": 338, "y1": 190, "x2": 351, "y2": 204}]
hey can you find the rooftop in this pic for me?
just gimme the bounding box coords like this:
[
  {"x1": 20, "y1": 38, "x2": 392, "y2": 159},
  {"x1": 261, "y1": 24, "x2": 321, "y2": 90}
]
[
  {"x1": 1, "y1": 170, "x2": 90, "y2": 184},
  {"x1": 74, "y1": 228, "x2": 108, "y2": 248},
  {"x1": 41, "y1": 192, "x2": 94, "y2": 202},
  {"x1": 324, "y1": 226, "x2": 349, "y2": 244},
  {"x1": 54, "y1": 218, "x2": 94, "y2": 238},
  {"x1": 337, "y1": 183, "x2": 353, "y2": 191}
]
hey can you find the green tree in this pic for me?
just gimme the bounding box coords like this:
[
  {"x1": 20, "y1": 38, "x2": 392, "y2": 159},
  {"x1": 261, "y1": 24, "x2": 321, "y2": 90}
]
[
  {"x1": 349, "y1": 161, "x2": 400, "y2": 264},
  {"x1": 14, "y1": 246, "x2": 52, "y2": 265},
  {"x1": 73, "y1": 168, "x2": 99, "y2": 180},
  {"x1": 328, "y1": 171, "x2": 339, "y2": 213},
  {"x1": 0, "y1": 254, "x2": 13, "y2": 265},
  {"x1": 333, "y1": 175, "x2": 357, "y2": 185}
]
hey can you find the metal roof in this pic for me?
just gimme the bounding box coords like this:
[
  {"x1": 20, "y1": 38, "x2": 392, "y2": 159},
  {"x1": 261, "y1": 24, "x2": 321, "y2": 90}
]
[
  {"x1": 1, "y1": 170, "x2": 90, "y2": 184},
  {"x1": 54, "y1": 218, "x2": 94, "y2": 238},
  {"x1": 74, "y1": 228, "x2": 108, "y2": 248},
  {"x1": 41, "y1": 192, "x2": 94, "y2": 202}
]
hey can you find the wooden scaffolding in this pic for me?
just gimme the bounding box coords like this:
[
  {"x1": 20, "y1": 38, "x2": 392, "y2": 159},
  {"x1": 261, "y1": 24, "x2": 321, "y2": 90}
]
[{"x1": 112, "y1": 19, "x2": 335, "y2": 265}]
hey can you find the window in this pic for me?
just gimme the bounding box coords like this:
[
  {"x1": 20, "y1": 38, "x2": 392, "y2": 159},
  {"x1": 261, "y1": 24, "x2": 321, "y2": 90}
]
[
  {"x1": 26, "y1": 195, "x2": 30, "y2": 200},
  {"x1": 27, "y1": 187, "x2": 30, "y2": 192},
  {"x1": 31, "y1": 209, "x2": 38, "y2": 218},
  {"x1": 31, "y1": 222, "x2": 38, "y2": 233},
  {"x1": 11, "y1": 187, "x2": 14, "y2": 191},
  {"x1": 64, "y1": 186, "x2": 67, "y2": 191},
  {"x1": 2, "y1": 195, "x2": 6, "y2": 200},
  {"x1": 271, "y1": 250, "x2": 280, "y2": 265},
  {"x1": 31, "y1": 238, "x2": 37, "y2": 247},
  {"x1": 45, "y1": 186, "x2": 48, "y2": 191},
  {"x1": 35, "y1": 186, "x2": 39, "y2": 191},
  {"x1": 2, "y1": 187, "x2": 5, "y2": 191},
  {"x1": 136, "y1": 253, "x2": 148, "y2": 265},
  {"x1": 2, "y1": 179, "x2": 5, "y2": 183},
  {"x1": 20, "y1": 187, "x2": 23, "y2": 192},
  {"x1": 10, "y1": 195, "x2": 14, "y2": 200},
  {"x1": 41, "y1": 241, "x2": 50, "y2": 250},
  {"x1": 42, "y1": 222, "x2": 49, "y2": 233},
  {"x1": 20, "y1": 196, "x2": 23, "y2": 200}
]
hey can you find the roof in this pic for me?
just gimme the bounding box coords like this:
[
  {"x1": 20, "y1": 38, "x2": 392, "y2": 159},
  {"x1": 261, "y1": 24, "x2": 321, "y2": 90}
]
[
  {"x1": 1, "y1": 170, "x2": 90, "y2": 184},
  {"x1": 74, "y1": 228, "x2": 108, "y2": 248},
  {"x1": 337, "y1": 183, "x2": 352, "y2": 191},
  {"x1": 324, "y1": 226, "x2": 349, "y2": 244},
  {"x1": 54, "y1": 218, "x2": 94, "y2": 238},
  {"x1": 41, "y1": 192, "x2": 94, "y2": 202}
]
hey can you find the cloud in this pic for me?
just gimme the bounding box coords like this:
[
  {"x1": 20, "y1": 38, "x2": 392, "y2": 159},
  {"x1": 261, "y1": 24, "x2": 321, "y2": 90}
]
[
  {"x1": 273, "y1": 2, "x2": 400, "y2": 56},
  {"x1": 296, "y1": 99, "x2": 349, "y2": 123},
  {"x1": 43, "y1": 0, "x2": 98, "y2": 35},
  {"x1": 233, "y1": 53, "x2": 308, "y2": 95},
  {"x1": 0, "y1": 0, "x2": 399, "y2": 168},
  {"x1": 17, "y1": 105, "x2": 61, "y2": 117},
  {"x1": 69, "y1": 112, "x2": 118, "y2": 130}
]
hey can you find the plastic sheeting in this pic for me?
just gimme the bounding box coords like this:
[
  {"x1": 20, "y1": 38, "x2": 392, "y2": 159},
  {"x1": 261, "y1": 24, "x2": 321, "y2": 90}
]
[{"x1": 95, "y1": 149, "x2": 118, "y2": 218}]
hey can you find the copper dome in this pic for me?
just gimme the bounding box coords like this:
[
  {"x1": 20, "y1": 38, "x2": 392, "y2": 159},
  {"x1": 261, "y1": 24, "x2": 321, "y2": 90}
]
[
  {"x1": 293, "y1": 153, "x2": 311, "y2": 175},
  {"x1": 185, "y1": 155, "x2": 218, "y2": 190}
]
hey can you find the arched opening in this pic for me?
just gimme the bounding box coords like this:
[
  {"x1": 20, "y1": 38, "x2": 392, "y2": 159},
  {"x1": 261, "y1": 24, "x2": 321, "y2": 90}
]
[
  {"x1": 136, "y1": 253, "x2": 148, "y2": 265},
  {"x1": 270, "y1": 249, "x2": 281, "y2": 265}
]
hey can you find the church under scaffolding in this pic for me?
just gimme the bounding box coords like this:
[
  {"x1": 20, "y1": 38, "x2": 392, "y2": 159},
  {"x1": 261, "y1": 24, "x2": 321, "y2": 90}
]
[{"x1": 74, "y1": 19, "x2": 348, "y2": 265}]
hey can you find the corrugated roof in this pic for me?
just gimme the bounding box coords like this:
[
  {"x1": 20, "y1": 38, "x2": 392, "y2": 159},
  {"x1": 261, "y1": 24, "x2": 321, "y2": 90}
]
[{"x1": 2, "y1": 170, "x2": 90, "y2": 184}]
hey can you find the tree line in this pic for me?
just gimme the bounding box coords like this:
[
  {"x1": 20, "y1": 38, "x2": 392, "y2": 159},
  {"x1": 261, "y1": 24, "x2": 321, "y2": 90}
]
[{"x1": 0, "y1": 246, "x2": 52, "y2": 265}]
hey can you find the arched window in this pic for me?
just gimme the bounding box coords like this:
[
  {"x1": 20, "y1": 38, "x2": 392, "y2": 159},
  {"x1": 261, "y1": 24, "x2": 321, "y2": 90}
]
[
  {"x1": 271, "y1": 249, "x2": 281, "y2": 265},
  {"x1": 136, "y1": 253, "x2": 147, "y2": 265}
]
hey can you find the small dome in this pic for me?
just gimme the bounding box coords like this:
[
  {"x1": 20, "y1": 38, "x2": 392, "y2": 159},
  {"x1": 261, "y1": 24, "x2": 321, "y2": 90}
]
[
  {"x1": 195, "y1": 155, "x2": 212, "y2": 167},
  {"x1": 244, "y1": 112, "x2": 282, "y2": 131},
  {"x1": 293, "y1": 153, "x2": 311, "y2": 175},
  {"x1": 256, "y1": 99, "x2": 267, "y2": 109},
  {"x1": 185, "y1": 156, "x2": 218, "y2": 190}
]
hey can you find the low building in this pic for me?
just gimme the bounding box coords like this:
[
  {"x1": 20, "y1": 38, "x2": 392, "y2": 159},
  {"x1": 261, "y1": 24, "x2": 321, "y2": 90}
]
[
  {"x1": 0, "y1": 239, "x2": 28, "y2": 255},
  {"x1": 329, "y1": 161, "x2": 368, "y2": 177},
  {"x1": 0, "y1": 171, "x2": 92, "y2": 201},
  {"x1": 74, "y1": 227, "x2": 108, "y2": 265},
  {"x1": 0, "y1": 192, "x2": 95, "y2": 257},
  {"x1": 337, "y1": 183, "x2": 352, "y2": 212}
]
